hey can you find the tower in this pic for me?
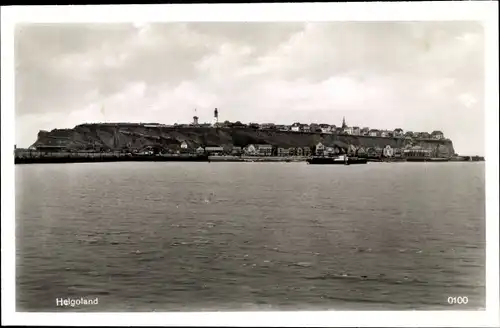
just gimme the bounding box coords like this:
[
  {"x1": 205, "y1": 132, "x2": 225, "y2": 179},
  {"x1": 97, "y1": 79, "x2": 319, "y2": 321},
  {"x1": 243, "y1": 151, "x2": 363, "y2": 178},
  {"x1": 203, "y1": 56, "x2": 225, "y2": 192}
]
[
  {"x1": 342, "y1": 116, "x2": 347, "y2": 129},
  {"x1": 213, "y1": 108, "x2": 219, "y2": 126},
  {"x1": 193, "y1": 108, "x2": 199, "y2": 125}
]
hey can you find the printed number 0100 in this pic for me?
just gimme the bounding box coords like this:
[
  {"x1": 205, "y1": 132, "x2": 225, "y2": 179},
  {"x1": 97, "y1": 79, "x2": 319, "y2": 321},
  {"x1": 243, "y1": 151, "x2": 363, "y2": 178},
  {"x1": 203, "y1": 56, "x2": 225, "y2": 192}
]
[{"x1": 448, "y1": 296, "x2": 468, "y2": 305}]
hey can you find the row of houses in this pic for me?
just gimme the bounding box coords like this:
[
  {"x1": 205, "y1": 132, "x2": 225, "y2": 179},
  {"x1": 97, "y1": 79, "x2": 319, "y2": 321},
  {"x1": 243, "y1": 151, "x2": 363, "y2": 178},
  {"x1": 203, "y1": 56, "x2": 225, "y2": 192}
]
[
  {"x1": 26, "y1": 139, "x2": 439, "y2": 158},
  {"x1": 286, "y1": 123, "x2": 445, "y2": 140},
  {"x1": 77, "y1": 120, "x2": 446, "y2": 141},
  {"x1": 314, "y1": 142, "x2": 435, "y2": 158},
  {"x1": 185, "y1": 143, "x2": 312, "y2": 157},
  {"x1": 179, "y1": 141, "x2": 439, "y2": 158},
  {"x1": 191, "y1": 120, "x2": 445, "y2": 140}
]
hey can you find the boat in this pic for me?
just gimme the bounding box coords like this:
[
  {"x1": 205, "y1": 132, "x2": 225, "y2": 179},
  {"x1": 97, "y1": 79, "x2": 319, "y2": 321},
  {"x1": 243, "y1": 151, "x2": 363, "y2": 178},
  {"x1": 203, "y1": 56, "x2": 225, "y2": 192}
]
[
  {"x1": 306, "y1": 155, "x2": 368, "y2": 165},
  {"x1": 406, "y1": 157, "x2": 449, "y2": 162}
]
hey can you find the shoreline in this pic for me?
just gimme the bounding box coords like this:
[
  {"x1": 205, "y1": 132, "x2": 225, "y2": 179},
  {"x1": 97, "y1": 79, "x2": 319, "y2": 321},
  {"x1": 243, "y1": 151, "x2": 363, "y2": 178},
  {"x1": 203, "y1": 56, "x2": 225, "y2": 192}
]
[{"x1": 14, "y1": 153, "x2": 484, "y2": 165}]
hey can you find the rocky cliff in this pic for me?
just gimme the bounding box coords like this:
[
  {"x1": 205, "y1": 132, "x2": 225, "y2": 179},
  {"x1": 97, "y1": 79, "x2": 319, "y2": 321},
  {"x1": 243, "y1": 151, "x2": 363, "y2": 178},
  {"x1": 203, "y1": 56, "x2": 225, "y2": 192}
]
[{"x1": 31, "y1": 123, "x2": 455, "y2": 157}]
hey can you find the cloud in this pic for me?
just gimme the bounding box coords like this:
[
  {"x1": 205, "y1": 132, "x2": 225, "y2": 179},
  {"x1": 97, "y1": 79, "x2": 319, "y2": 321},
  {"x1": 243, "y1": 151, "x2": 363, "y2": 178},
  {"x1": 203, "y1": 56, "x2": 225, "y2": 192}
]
[{"x1": 15, "y1": 22, "x2": 484, "y2": 155}]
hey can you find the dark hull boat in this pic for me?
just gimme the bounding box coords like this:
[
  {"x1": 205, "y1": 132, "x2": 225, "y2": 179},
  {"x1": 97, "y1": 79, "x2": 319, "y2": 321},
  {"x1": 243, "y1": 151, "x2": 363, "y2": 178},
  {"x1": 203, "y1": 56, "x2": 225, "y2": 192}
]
[
  {"x1": 406, "y1": 157, "x2": 449, "y2": 162},
  {"x1": 306, "y1": 156, "x2": 368, "y2": 165}
]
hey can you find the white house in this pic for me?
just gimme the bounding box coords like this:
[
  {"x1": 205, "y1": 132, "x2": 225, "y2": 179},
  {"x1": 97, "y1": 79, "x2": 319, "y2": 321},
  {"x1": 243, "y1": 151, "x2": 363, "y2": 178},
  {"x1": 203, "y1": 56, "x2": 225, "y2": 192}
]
[
  {"x1": 319, "y1": 124, "x2": 331, "y2": 134},
  {"x1": 245, "y1": 144, "x2": 258, "y2": 155},
  {"x1": 246, "y1": 144, "x2": 273, "y2": 156},
  {"x1": 380, "y1": 131, "x2": 389, "y2": 138},
  {"x1": 315, "y1": 142, "x2": 325, "y2": 155},
  {"x1": 291, "y1": 123, "x2": 301, "y2": 132},
  {"x1": 180, "y1": 141, "x2": 188, "y2": 149},
  {"x1": 352, "y1": 126, "x2": 360, "y2": 135},
  {"x1": 343, "y1": 127, "x2": 354, "y2": 135},
  {"x1": 325, "y1": 147, "x2": 335, "y2": 156},
  {"x1": 383, "y1": 145, "x2": 394, "y2": 157},
  {"x1": 369, "y1": 129, "x2": 379, "y2": 137}
]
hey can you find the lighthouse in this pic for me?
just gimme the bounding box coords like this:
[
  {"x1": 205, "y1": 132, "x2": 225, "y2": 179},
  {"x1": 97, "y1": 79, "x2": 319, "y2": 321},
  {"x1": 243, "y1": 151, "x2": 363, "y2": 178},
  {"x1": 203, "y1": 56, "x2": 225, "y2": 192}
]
[
  {"x1": 193, "y1": 109, "x2": 199, "y2": 125},
  {"x1": 213, "y1": 108, "x2": 219, "y2": 127}
]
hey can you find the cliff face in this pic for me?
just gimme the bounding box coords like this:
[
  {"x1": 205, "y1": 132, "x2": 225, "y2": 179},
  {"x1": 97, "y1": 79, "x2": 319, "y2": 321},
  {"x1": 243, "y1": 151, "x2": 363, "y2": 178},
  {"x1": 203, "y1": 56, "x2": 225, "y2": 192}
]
[{"x1": 31, "y1": 124, "x2": 455, "y2": 157}]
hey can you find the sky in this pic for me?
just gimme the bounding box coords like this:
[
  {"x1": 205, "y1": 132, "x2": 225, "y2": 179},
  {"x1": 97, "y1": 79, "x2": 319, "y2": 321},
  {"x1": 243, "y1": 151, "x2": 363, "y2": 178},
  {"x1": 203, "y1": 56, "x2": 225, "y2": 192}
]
[{"x1": 15, "y1": 22, "x2": 485, "y2": 154}]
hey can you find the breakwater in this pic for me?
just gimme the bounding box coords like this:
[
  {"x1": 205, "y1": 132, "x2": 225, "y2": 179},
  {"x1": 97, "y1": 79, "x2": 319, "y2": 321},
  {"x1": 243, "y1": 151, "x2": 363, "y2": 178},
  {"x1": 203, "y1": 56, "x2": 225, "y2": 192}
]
[{"x1": 15, "y1": 152, "x2": 208, "y2": 165}]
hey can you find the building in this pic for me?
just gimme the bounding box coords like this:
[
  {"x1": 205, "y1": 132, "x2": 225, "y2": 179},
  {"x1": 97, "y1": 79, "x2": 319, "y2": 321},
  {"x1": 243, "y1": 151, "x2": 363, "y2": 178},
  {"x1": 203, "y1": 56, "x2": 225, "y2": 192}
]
[
  {"x1": 296, "y1": 147, "x2": 303, "y2": 156},
  {"x1": 393, "y1": 128, "x2": 404, "y2": 137},
  {"x1": 315, "y1": 142, "x2": 325, "y2": 155},
  {"x1": 245, "y1": 144, "x2": 257, "y2": 155},
  {"x1": 257, "y1": 144, "x2": 273, "y2": 156},
  {"x1": 277, "y1": 147, "x2": 289, "y2": 156},
  {"x1": 368, "y1": 129, "x2": 379, "y2": 137},
  {"x1": 325, "y1": 147, "x2": 335, "y2": 156},
  {"x1": 196, "y1": 146, "x2": 205, "y2": 154},
  {"x1": 213, "y1": 108, "x2": 219, "y2": 126},
  {"x1": 231, "y1": 146, "x2": 243, "y2": 155},
  {"x1": 180, "y1": 141, "x2": 189, "y2": 149},
  {"x1": 352, "y1": 126, "x2": 360, "y2": 136},
  {"x1": 34, "y1": 145, "x2": 67, "y2": 153},
  {"x1": 246, "y1": 144, "x2": 273, "y2": 156},
  {"x1": 291, "y1": 122, "x2": 301, "y2": 132},
  {"x1": 301, "y1": 124, "x2": 311, "y2": 133},
  {"x1": 309, "y1": 123, "x2": 320, "y2": 133},
  {"x1": 192, "y1": 116, "x2": 199, "y2": 125},
  {"x1": 383, "y1": 145, "x2": 394, "y2": 157},
  {"x1": 341, "y1": 116, "x2": 347, "y2": 129},
  {"x1": 360, "y1": 127, "x2": 370, "y2": 136},
  {"x1": 404, "y1": 146, "x2": 432, "y2": 157},
  {"x1": 419, "y1": 132, "x2": 431, "y2": 139},
  {"x1": 431, "y1": 130, "x2": 444, "y2": 140},
  {"x1": 404, "y1": 131, "x2": 414, "y2": 138},
  {"x1": 205, "y1": 146, "x2": 224, "y2": 155},
  {"x1": 318, "y1": 124, "x2": 332, "y2": 134},
  {"x1": 303, "y1": 147, "x2": 312, "y2": 156},
  {"x1": 393, "y1": 148, "x2": 403, "y2": 157},
  {"x1": 343, "y1": 126, "x2": 354, "y2": 135},
  {"x1": 357, "y1": 147, "x2": 367, "y2": 156},
  {"x1": 380, "y1": 130, "x2": 389, "y2": 138},
  {"x1": 260, "y1": 123, "x2": 276, "y2": 130}
]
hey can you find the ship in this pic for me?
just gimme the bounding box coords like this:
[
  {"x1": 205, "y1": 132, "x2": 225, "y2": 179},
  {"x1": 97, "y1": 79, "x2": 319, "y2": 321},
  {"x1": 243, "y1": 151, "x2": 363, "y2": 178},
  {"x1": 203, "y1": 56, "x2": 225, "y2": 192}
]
[{"x1": 306, "y1": 155, "x2": 368, "y2": 165}]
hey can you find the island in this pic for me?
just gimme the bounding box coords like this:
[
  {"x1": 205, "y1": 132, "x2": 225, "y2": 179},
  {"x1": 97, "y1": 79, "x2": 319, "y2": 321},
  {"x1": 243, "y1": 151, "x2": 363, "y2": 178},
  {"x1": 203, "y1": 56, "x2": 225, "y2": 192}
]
[{"x1": 14, "y1": 115, "x2": 484, "y2": 164}]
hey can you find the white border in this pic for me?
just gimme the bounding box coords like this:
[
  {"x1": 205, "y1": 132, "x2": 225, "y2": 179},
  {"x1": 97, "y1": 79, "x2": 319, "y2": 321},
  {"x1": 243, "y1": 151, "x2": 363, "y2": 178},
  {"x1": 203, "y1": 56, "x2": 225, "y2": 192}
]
[{"x1": 2, "y1": 2, "x2": 499, "y2": 327}]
